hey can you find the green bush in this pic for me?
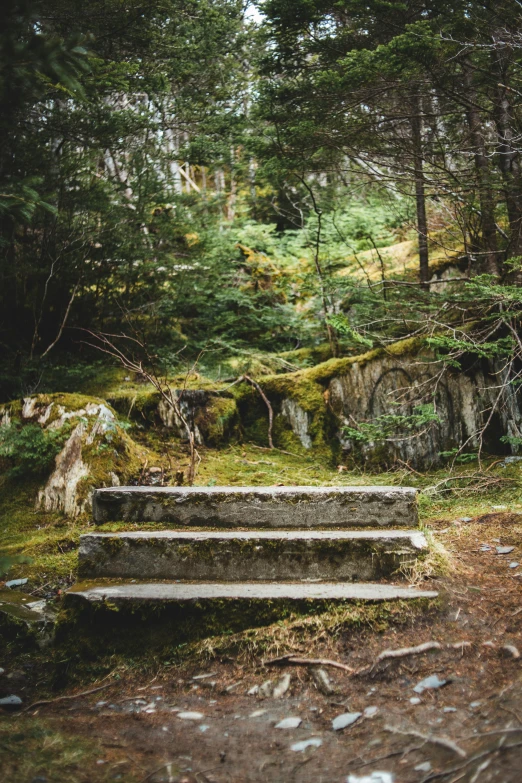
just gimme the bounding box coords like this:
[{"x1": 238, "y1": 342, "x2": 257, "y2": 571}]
[{"x1": 0, "y1": 423, "x2": 66, "y2": 478}]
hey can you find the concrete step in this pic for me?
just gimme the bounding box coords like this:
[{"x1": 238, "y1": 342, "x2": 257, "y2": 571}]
[
  {"x1": 78, "y1": 529, "x2": 428, "y2": 582},
  {"x1": 92, "y1": 485, "x2": 418, "y2": 528},
  {"x1": 62, "y1": 580, "x2": 438, "y2": 651}
]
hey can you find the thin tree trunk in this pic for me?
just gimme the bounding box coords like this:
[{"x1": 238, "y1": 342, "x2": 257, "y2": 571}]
[
  {"x1": 410, "y1": 93, "x2": 430, "y2": 287},
  {"x1": 463, "y1": 66, "x2": 500, "y2": 277},
  {"x1": 491, "y1": 42, "x2": 522, "y2": 258}
]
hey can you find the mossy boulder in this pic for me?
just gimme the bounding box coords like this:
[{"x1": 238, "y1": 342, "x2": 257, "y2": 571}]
[{"x1": 0, "y1": 394, "x2": 147, "y2": 517}]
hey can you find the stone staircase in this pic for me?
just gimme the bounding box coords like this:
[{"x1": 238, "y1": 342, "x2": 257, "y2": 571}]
[{"x1": 64, "y1": 486, "x2": 437, "y2": 649}]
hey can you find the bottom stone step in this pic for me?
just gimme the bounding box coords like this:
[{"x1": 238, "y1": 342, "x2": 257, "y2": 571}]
[
  {"x1": 67, "y1": 580, "x2": 437, "y2": 603},
  {"x1": 61, "y1": 581, "x2": 438, "y2": 653}
]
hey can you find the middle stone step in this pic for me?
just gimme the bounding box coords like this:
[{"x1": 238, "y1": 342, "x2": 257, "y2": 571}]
[{"x1": 79, "y1": 530, "x2": 428, "y2": 582}]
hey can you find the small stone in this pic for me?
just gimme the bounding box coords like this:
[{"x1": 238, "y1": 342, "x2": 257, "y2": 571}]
[
  {"x1": 492, "y1": 505, "x2": 508, "y2": 511},
  {"x1": 0, "y1": 695, "x2": 22, "y2": 709},
  {"x1": 470, "y1": 701, "x2": 481, "y2": 708},
  {"x1": 332, "y1": 712, "x2": 362, "y2": 731},
  {"x1": 5, "y1": 578, "x2": 28, "y2": 588},
  {"x1": 249, "y1": 709, "x2": 266, "y2": 717},
  {"x1": 479, "y1": 546, "x2": 491, "y2": 552},
  {"x1": 199, "y1": 724, "x2": 210, "y2": 732},
  {"x1": 500, "y1": 644, "x2": 520, "y2": 660},
  {"x1": 275, "y1": 717, "x2": 302, "y2": 729},
  {"x1": 177, "y1": 711, "x2": 205, "y2": 721},
  {"x1": 225, "y1": 682, "x2": 241, "y2": 692},
  {"x1": 509, "y1": 562, "x2": 520, "y2": 569},
  {"x1": 363, "y1": 706, "x2": 378, "y2": 718},
  {"x1": 413, "y1": 674, "x2": 447, "y2": 694},
  {"x1": 310, "y1": 667, "x2": 334, "y2": 695},
  {"x1": 273, "y1": 674, "x2": 291, "y2": 699},
  {"x1": 247, "y1": 685, "x2": 259, "y2": 696},
  {"x1": 346, "y1": 773, "x2": 394, "y2": 783},
  {"x1": 414, "y1": 762, "x2": 432, "y2": 772},
  {"x1": 410, "y1": 697, "x2": 421, "y2": 705},
  {"x1": 496, "y1": 546, "x2": 515, "y2": 555},
  {"x1": 0, "y1": 668, "x2": 4, "y2": 675},
  {"x1": 443, "y1": 707, "x2": 457, "y2": 713},
  {"x1": 258, "y1": 680, "x2": 273, "y2": 698},
  {"x1": 96, "y1": 701, "x2": 108, "y2": 708},
  {"x1": 291, "y1": 737, "x2": 323, "y2": 752},
  {"x1": 192, "y1": 672, "x2": 216, "y2": 680}
]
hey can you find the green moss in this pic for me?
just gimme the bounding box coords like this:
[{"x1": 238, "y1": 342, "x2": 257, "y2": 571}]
[
  {"x1": 1, "y1": 717, "x2": 125, "y2": 783},
  {"x1": 57, "y1": 588, "x2": 440, "y2": 656}
]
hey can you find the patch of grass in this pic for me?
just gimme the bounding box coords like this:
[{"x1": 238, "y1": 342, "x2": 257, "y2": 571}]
[
  {"x1": 184, "y1": 597, "x2": 440, "y2": 663},
  {"x1": 0, "y1": 716, "x2": 129, "y2": 783}
]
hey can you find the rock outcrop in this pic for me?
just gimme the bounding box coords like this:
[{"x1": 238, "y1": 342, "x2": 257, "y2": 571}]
[{"x1": 0, "y1": 394, "x2": 145, "y2": 517}]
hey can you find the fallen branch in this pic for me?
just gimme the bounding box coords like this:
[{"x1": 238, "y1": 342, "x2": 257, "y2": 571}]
[
  {"x1": 372, "y1": 641, "x2": 442, "y2": 669},
  {"x1": 21, "y1": 682, "x2": 115, "y2": 713},
  {"x1": 384, "y1": 724, "x2": 467, "y2": 759},
  {"x1": 264, "y1": 654, "x2": 353, "y2": 673}
]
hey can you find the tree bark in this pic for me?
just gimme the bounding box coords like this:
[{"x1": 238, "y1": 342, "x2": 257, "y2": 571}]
[
  {"x1": 463, "y1": 66, "x2": 500, "y2": 277},
  {"x1": 491, "y1": 42, "x2": 522, "y2": 259},
  {"x1": 410, "y1": 93, "x2": 430, "y2": 287}
]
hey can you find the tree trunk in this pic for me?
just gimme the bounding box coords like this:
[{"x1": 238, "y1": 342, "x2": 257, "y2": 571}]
[
  {"x1": 463, "y1": 66, "x2": 500, "y2": 277},
  {"x1": 491, "y1": 42, "x2": 522, "y2": 259},
  {"x1": 410, "y1": 93, "x2": 429, "y2": 287}
]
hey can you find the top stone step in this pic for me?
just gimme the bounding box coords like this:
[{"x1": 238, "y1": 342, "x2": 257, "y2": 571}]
[{"x1": 92, "y1": 485, "x2": 418, "y2": 529}]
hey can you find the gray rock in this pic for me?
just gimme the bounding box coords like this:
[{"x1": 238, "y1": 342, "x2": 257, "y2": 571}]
[
  {"x1": 332, "y1": 711, "x2": 362, "y2": 731},
  {"x1": 413, "y1": 674, "x2": 447, "y2": 694},
  {"x1": 259, "y1": 680, "x2": 273, "y2": 698},
  {"x1": 177, "y1": 711, "x2": 204, "y2": 720},
  {"x1": 275, "y1": 717, "x2": 302, "y2": 729},
  {"x1": 443, "y1": 706, "x2": 457, "y2": 713},
  {"x1": 346, "y1": 773, "x2": 394, "y2": 783},
  {"x1": 414, "y1": 762, "x2": 432, "y2": 772},
  {"x1": 496, "y1": 546, "x2": 515, "y2": 554},
  {"x1": 291, "y1": 737, "x2": 323, "y2": 752},
  {"x1": 363, "y1": 706, "x2": 378, "y2": 718},
  {"x1": 409, "y1": 697, "x2": 421, "y2": 705},
  {"x1": 509, "y1": 562, "x2": 520, "y2": 569},
  {"x1": 311, "y1": 667, "x2": 334, "y2": 695},
  {"x1": 0, "y1": 695, "x2": 23, "y2": 708},
  {"x1": 273, "y1": 674, "x2": 291, "y2": 699},
  {"x1": 247, "y1": 685, "x2": 259, "y2": 696},
  {"x1": 5, "y1": 578, "x2": 28, "y2": 588}
]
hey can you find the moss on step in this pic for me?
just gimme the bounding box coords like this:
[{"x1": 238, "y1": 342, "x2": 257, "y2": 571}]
[{"x1": 56, "y1": 589, "x2": 440, "y2": 657}]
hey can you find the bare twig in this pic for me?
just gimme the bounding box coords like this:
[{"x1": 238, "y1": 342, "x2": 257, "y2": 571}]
[
  {"x1": 384, "y1": 724, "x2": 467, "y2": 758},
  {"x1": 371, "y1": 641, "x2": 442, "y2": 669},
  {"x1": 21, "y1": 682, "x2": 115, "y2": 713},
  {"x1": 264, "y1": 654, "x2": 353, "y2": 673},
  {"x1": 242, "y1": 375, "x2": 274, "y2": 449},
  {"x1": 40, "y1": 282, "x2": 79, "y2": 358},
  {"x1": 83, "y1": 329, "x2": 201, "y2": 484}
]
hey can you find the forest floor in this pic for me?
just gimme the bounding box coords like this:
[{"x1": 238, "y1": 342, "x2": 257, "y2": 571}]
[{"x1": 2, "y1": 447, "x2": 522, "y2": 783}]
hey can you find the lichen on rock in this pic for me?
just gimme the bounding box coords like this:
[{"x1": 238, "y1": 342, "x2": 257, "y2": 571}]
[{"x1": 1, "y1": 393, "x2": 146, "y2": 518}]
